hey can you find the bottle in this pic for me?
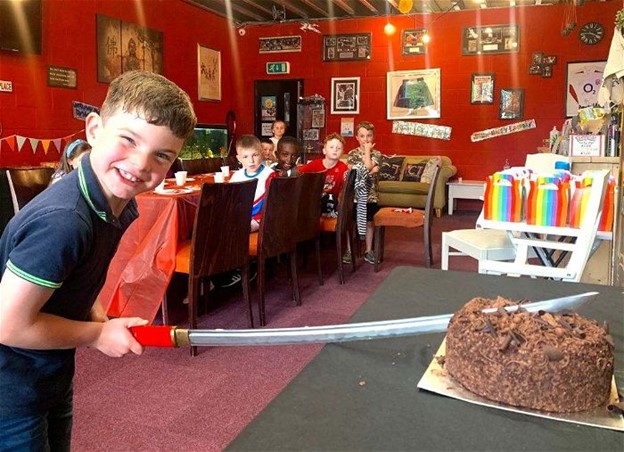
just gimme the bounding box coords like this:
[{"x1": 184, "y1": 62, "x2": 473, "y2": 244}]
[
  {"x1": 607, "y1": 113, "x2": 620, "y2": 157},
  {"x1": 549, "y1": 126, "x2": 560, "y2": 153}
]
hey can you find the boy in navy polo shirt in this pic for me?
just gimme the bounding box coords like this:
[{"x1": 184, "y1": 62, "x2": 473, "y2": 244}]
[{"x1": 0, "y1": 71, "x2": 196, "y2": 450}]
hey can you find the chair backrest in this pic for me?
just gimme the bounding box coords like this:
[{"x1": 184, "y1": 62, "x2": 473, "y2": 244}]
[
  {"x1": 6, "y1": 167, "x2": 55, "y2": 214},
  {"x1": 189, "y1": 179, "x2": 258, "y2": 277},
  {"x1": 257, "y1": 176, "x2": 303, "y2": 258},
  {"x1": 423, "y1": 164, "x2": 440, "y2": 227},
  {"x1": 178, "y1": 158, "x2": 221, "y2": 175},
  {"x1": 296, "y1": 171, "x2": 325, "y2": 243},
  {"x1": 524, "y1": 153, "x2": 569, "y2": 174},
  {"x1": 336, "y1": 169, "x2": 356, "y2": 234}
]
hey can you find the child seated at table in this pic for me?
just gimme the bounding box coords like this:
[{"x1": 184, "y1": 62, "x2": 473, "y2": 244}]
[
  {"x1": 272, "y1": 135, "x2": 301, "y2": 177},
  {"x1": 299, "y1": 132, "x2": 348, "y2": 216},
  {"x1": 229, "y1": 135, "x2": 277, "y2": 232},
  {"x1": 50, "y1": 139, "x2": 91, "y2": 184},
  {"x1": 270, "y1": 119, "x2": 286, "y2": 147},
  {"x1": 260, "y1": 137, "x2": 276, "y2": 166}
]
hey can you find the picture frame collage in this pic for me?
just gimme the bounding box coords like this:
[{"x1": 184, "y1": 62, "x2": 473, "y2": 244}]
[{"x1": 529, "y1": 52, "x2": 557, "y2": 78}]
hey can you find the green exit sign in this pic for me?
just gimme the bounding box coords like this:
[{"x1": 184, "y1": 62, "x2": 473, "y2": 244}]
[{"x1": 266, "y1": 62, "x2": 290, "y2": 74}]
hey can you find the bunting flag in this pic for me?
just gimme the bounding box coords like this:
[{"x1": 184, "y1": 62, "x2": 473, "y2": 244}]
[
  {"x1": 392, "y1": 120, "x2": 451, "y2": 140},
  {"x1": 471, "y1": 119, "x2": 536, "y2": 142},
  {"x1": 0, "y1": 130, "x2": 85, "y2": 154}
]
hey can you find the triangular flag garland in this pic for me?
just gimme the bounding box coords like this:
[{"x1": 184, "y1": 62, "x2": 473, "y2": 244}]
[{"x1": 0, "y1": 130, "x2": 85, "y2": 154}]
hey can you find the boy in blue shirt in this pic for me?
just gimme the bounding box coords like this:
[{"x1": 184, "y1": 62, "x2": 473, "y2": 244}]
[{"x1": 0, "y1": 70, "x2": 197, "y2": 450}]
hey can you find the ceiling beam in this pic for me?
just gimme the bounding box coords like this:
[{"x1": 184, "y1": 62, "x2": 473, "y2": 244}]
[
  {"x1": 330, "y1": 0, "x2": 356, "y2": 15},
  {"x1": 357, "y1": 0, "x2": 380, "y2": 13},
  {"x1": 273, "y1": 0, "x2": 312, "y2": 19},
  {"x1": 300, "y1": 0, "x2": 331, "y2": 16}
]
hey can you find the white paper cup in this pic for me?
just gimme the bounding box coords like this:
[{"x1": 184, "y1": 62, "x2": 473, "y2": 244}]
[
  {"x1": 220, "y1": 165, "x2": 230, "y2": 175},
  {"x1": 155, "y1": 180, "x2": 166, "y2": 192},
  {"x1": 174, "y1": 171, "x2": 188, "y2": 186},
  {"x1": 214, "y1": 172, "x2": 225, "y2": 183},
  {"x1": 458, "y1": 177, "x2": 463, "y2": 183}
]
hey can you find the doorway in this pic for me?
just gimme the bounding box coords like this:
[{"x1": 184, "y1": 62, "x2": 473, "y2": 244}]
[{"x1": 254, "y1": 79, "x2": 303, "y2": 139}]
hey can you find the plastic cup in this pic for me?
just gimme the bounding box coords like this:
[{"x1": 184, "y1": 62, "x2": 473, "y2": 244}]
[
  {"x1": 458, "y1": 177, "x2": 463, "y2": 183},
  {"x1": 220, "y1": 165, "x2": 230, "y2": 175},
  {"x1": 155, "y1": 180, "x2": 166, "y2": 192},
  {"x1": 214, "y1": 172, "x2": 225, "y2": 183},
  {"x1": 174, "y1": 171, "x2": 188, "y2": 186}
]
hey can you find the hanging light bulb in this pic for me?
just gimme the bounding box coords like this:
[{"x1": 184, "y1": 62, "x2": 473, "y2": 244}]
[{"x1": 384, "y1": 22, "x2": 397, "y2": 36}]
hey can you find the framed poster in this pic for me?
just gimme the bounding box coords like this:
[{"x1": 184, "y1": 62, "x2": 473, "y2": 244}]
[
  {"x1": 470, "y1": 73, "x2": 494, "y2": 104},
  {"x1": 565, "y1": 60, "x2": 606, "y2": 117},
  {"x1": 330, "y1": 77, "x2": 360, "y2": 114},
  {"x1": 387, "y1": 69, "x2": 441, "y2": 120},
  {"x1": 96, "y1": 14, "x2": 163, "y2": 83},
  {"x1": 259, "y1": 35, "x2": 301, "y2": 53},
  {"x1": 462, "y1": 24, "x2": 519, "y2": 55},
  {"x1": 198, "y1": 45, "x2": 221, "y2": 101},
  {"x1": 499, "y1": 88, "x2": 524, "y2": 120},
  {"x1": 260, "y1": 96, "x2": 277, "y2": 121},
  {"x1": 323, "y1": 33, "x2": 371, "y2": 62},
  {"x1": 402, "y1": 29, "x2": 427, "y2": 55}
]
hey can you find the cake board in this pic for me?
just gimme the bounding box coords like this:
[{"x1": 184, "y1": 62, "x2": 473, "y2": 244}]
[{"x1": 417, "y1": 339, "x2": 624, "y2": 432}]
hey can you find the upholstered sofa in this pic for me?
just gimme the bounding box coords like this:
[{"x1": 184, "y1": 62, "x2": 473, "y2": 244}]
[{"x1": 377, "y1": 155, "x2": 457, "y2": 217}]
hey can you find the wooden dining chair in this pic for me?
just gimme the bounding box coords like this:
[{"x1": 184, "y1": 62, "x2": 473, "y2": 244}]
[
  {"x1": 296, "y1": 171, "x2": 326, "y2": 286},
  {"x1": 319, "y1": 169, "x2": 357, "y2": 284},
  {"x1": 373, "y1": 164, "x2": 440, "y2": 270},
  {"x1": 249, "y1": 176, "x2": 303, "y2": 326},
  {"x1": 6, "y1": 167, "x2": 55, "y2": 214},
  {"x1": 178, "y1": 158, "x2": 221, "y2": 175},
  {"x1": 172, "y1": 179, "x2": 257, "y2": 356}
]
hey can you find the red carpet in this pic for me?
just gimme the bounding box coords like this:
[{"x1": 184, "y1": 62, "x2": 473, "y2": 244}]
[{"x1": 72, "y1": 210, "x2": 479, "y2": 450}]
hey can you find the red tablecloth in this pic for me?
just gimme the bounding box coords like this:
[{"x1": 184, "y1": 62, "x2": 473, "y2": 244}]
[{"x1": 101, "y1": 190, "x2": 200, "y2": 321}]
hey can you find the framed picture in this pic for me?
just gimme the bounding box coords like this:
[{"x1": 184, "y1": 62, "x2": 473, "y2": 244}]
[
  {"x1": 470, "y1": 73, "x2": 494, "y2": 104},
  {"x1": 544, "y1": 55, "x2": 557, "y2": 65},
  {"x1": 259, "y1": 35, "x2": 301, "y2": 53},
  {"x1": 402, "y1": 29, "x2": 427, "y2": 55},
  {"x1": 311, "y1": 109, "x2": 325, "y2": 128},
  {"x1": 387, "y1": 69, "x2": 441, "y2": 120},
  {"x1": 323, "y1": 33, "x2": 371, "y2": 61},
  {"x1": 462, "y1": 24, "x2": 519, "y2": 55},
  {"x1": 528, "y1": 65, "x2": 542, "y2": 75},
  {"x1": 303, "y1": 129, "x2": 320, "y2": 141},
  {"x1": 96, "y1": 14, "x2": 163, "y2": 83},
  {"x1": 330, "y1": 77, "x2": 360, "y2": 114},
  {"x1": 541, "y1": 65, "x2": 553, "y2": 78},
  {"x1": 531, "y1": 52, "x2": 544, "y2": 65},
  {"x1": 499, "y1": 88, "x2": 524, "y2": 120},
  {"x1": 565, "y1": 60, "x2": 606, "y2": 117},
  {"x1": 197, "y1": 45, "x2": 221, "y2": 101}
]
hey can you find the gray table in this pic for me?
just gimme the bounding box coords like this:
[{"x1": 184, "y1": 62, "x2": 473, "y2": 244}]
[{"x1": 228, "y1": 267, "x2": 624, "y2": 451}]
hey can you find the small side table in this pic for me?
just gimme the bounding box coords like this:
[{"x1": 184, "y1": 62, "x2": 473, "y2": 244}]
[{"x1": 447, "y1": 180, "x2": 484, "y2": 215}]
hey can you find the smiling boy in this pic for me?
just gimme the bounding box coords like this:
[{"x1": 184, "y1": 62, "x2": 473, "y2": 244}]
[{"x1": 0, "y1": 71, "x2": 196, "y2": 450}]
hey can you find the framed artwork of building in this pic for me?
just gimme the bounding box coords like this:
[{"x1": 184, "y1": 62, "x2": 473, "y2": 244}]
[
  {"x1": 387, "y1": 69, "x2": 441, "y2": 120},
  {"x1": 96, "y1": 14, "x2": 163, "y2": 83}
]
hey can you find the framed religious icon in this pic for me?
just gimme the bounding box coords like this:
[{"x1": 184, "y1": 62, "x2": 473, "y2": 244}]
[
  {"x1": 470, "y1": 73, "x2": 494, "y2": 104},
  {"x1": 499, "y1": 88, "x2": 524, "y2": 120},
  {"x1": 402, "y1": 29, "x2": 427, "y2": 55},
  {"x1": 197, "y1": 44, "x2": 221, "y2": 101},
  {"x1": 387, "y1": 69, "x2": 441, "y2": 120},
  {"x1": 96, "y1": 14, "x2": 163, "y2": 83},
  {"x1": 565, "y1": 60, "x2": 606, "y2": 117},
  {"x1": 323, "y1": 33, "x2": 371, "y2": 61},
  {"x1": 462, "y1": 24, "x2": 519, "y2": 55},
  {"x1": 331, "y1": 77, "x2": 360, "y2": 114}
]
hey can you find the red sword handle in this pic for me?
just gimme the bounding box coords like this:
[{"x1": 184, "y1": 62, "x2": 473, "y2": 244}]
[{"x1": 130, "y1": 325, "x2": 189, "y2": 348}]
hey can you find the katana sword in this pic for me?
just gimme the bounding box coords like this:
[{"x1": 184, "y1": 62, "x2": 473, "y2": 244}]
[{"x1": 130, "y1": 291, "x2": 599, "y2": 348}]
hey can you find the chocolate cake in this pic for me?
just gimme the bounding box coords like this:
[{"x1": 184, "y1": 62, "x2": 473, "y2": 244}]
[{"x1": 444, "y1": 296, "x2": 614, "y2": 413}]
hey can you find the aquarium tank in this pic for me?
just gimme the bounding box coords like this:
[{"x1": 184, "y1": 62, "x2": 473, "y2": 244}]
[{"x1": 179, "y1": 124, "x2": 229, "y2": 159}]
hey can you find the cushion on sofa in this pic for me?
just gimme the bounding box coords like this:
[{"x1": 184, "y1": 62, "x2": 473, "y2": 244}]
[
  {"x1": 379, "y1": 155, "x2": 405, "y2": 181},
  {"x1": 421, "y1": 156, "x2": 441, "y2": 184},
  {"x1": 402, "y1": 162, "x2": 427, "y2": 182}
]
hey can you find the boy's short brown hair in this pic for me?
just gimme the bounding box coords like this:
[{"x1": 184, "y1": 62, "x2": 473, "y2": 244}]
[
  {"x1": 324, "y1": 132, "x2": 345, "y2": 146},
  {"x1": 236, "y1": 135, "x2": 262, "y2": 153},
  {"x1": 356, "y1": 121, "x2": 375, "y2": 135},
  {"x1": 99, "y1": 70, "x2": 197, "y2": 140}
]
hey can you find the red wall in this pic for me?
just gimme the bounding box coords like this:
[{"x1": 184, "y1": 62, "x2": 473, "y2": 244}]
[{"x1": 0, "y1": 0, "x2": 617, "y2": 179}]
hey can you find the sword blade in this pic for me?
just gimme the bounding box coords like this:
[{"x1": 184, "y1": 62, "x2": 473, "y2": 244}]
[{"x1": 130, "y1": 291, "x2": 599, "y2": 348}]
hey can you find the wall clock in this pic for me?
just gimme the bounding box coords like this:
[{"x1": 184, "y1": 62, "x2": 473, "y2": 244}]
[{"x1": 579, "y1": 22, "x2": 605, "y2": 45}]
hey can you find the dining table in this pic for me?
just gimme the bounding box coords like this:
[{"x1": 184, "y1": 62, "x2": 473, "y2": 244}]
[{"x1": 101, "y1": 172, "x2": 227, "y2": 321}]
